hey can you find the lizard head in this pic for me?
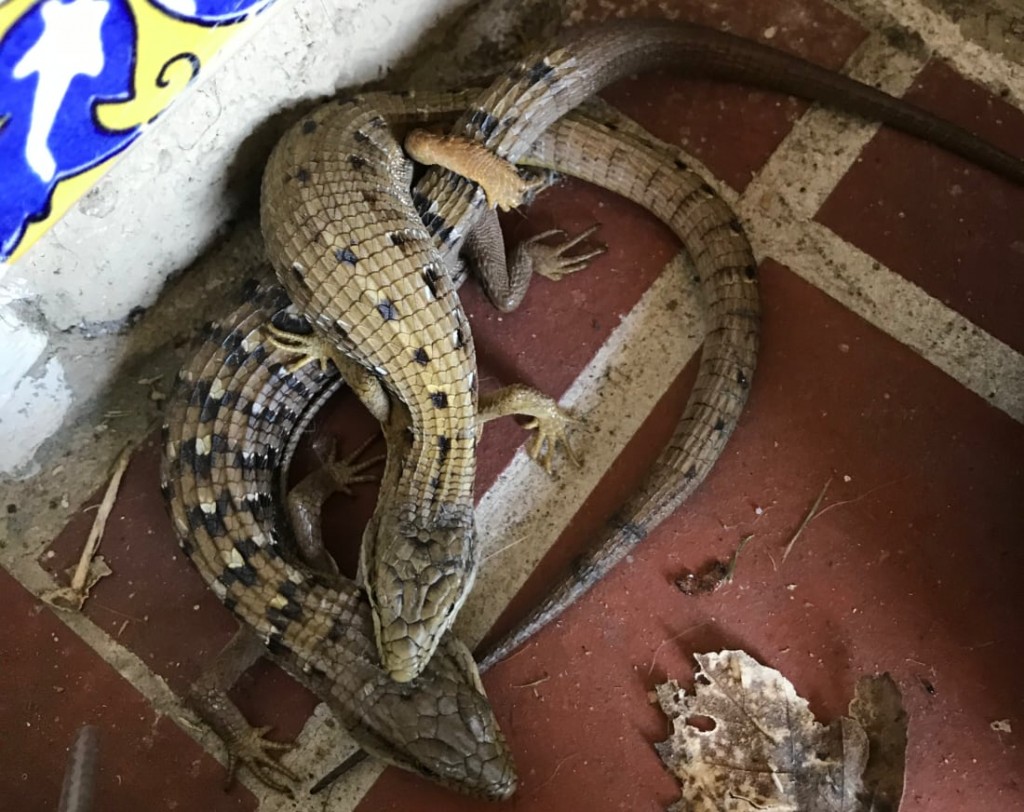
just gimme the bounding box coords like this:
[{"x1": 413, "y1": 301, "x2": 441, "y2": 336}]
[
  {"x1": 364, "y1": 515, "x2": 479, "y2": 683},
  {"x1": 353, "y1": 634, "x2": 518, "y2": 799}
]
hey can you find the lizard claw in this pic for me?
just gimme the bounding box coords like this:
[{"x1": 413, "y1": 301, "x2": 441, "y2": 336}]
[
  {"x1": 523, "y1": 408, "x2": 581, "y2": 474},
  {"x1": 223, "y1": 724, "x2": 297, "y2": 796},
  {"x1": 522, "y1": 225, "x2": 606, "y2": 281}
]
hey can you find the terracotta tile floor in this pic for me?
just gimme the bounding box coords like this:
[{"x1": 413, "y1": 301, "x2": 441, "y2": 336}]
[{"x1": 4, "y1": 1, "x2": 1024, "y2": 810}]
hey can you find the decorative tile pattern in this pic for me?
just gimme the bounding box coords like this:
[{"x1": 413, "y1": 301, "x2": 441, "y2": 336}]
[{"x1": 0, "y1": 0, "x2": 275, "y2": 262}]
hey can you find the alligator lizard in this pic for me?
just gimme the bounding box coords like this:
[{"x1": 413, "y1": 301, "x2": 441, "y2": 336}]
[
  {"x1": 163, "y1": 98, "x2": 760, "y2": 795},
  {"x1": 260, "y1": 18, "x2": 1024, "y2": 685},
  {"x1": 161, "y1": 277, "x2": 519, "y2": 798}
]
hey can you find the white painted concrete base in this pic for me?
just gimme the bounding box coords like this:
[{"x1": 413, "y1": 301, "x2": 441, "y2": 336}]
[{"x1": 0, "y1": 0, "x2": 469, "y2": 476}]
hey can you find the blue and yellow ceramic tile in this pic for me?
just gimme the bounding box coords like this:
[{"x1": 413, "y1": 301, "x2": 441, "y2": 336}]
[{"x1": 0, "y1": 0, "x2": 276, "y2": 263}]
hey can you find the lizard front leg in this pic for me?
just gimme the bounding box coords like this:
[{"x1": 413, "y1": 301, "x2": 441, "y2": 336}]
[
  {"x1": 406, "y1": 129, "x2": 606, "y2": 312},
  {"x1": 264, "y1": 323, "x2": 392, "y2": 424},
  {"x1": 407, "y1": 132, "x2": 596, "y2": 473},
  {"x1": 187, "y1": 628, "x2": 299, "y2": 795},
  {"x1": 478, "y1": 384, "x2": 580, "y2": 474}
]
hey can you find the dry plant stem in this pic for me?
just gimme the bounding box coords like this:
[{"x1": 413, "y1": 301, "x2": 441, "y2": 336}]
[
  {"x1": 512, "y1": 676, "x2": 551, "y2": 689},
  {"x1": 725, "y1": 533, "x2": 756, "y2": 582},
  {"x1": 70, "y1": 446, "x2": 131, "y2": 594},
  {"x1": 781, "y1": 477, "x2": 832, "y2": 563},
  {"x1": 647, "y1": 622, "x2": 710, "y2": 677}
]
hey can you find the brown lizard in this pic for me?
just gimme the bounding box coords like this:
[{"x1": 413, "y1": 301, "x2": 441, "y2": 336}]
[
  {"x1": 161, "y1": 279, "x2": 519, "y2": 798},
  {"x1": 260, "y1": 18, "x2": 1024, "y2": 687},
  {"x1": 163, "y1": 99, "x2": 758, "y2": 796}
]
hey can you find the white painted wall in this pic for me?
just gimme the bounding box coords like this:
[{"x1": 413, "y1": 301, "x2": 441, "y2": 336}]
[{"x1": 0, "y1": 0, "x2": 466, "y2": 476}]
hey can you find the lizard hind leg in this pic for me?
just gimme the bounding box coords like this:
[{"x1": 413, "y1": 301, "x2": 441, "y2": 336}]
[
  {"x1": 513, "y1": 224, "x2": 606, "y2": 283},
  {"x1": 405, "y1": 128, "x2": 544, "y2": 210},
  {"x1": 188, "y1": 435, "x2": 383, "y2": 796},
  {"x1": 466, "y1": 210, "x2": 606, "y2": 313},
  {"x1": 286, "y1": 434, "x2": 384, "y2": 575}
]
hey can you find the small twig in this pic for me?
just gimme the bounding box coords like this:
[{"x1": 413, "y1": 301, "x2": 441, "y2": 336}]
[
  {"x1": 47, "y1": 447, "x2": 131, "y2": 611},
  {"x1": 69, "y1": 447, "x2": 131, "y2": 593},
  {"x1": 532, "y1": 752, "x2": 578, "y2": 793},
  {"x1": 309, "y1": 749, "x2": 370, "y2": 796},
  {"x1": 781, "y1": 477, "x2": 832, "y2": 563},
  {"x1": 810, "y1": 476, "x2": 904, "y2": 522},
  {"x1": 512, "y1": 675, "x2": 550, "y2": 689},
  {"x1": 483, "y1": 534, "x2": 528, "y2": 563},
  {"x1": 724, "y1": 534, "x2": 755, "y2": 583}
]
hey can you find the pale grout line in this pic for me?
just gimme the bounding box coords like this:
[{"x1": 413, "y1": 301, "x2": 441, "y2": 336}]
[
  {"x1": 280, "y1": 255, "x2": 704, "y2": 811},
  {"x1": 10, "y1": 6, "x2": 1023, "y2": 811},
  {"x1": 748, "y1": 215, "x2": 1024, "y2": 421},
  {"x1": 0, "y1": 553, "x2": 281, "y2": 792},
  {"x1": 265, "y1": 704, "x2": 384, "y2": 812},
  {"x1": 1, "y1": 556, "x2": 179, "y2": 716},
  {"x1": 752, "y1": 31, "x2": 925, "y2": 219},
  {"x1": 703, "y1": 27, "x2": 1024, "y2": 423},
  {"x1": 0, "y1": 253, "x2": 701, "y2": 812},
  {"x1": 830, "y1": 0, "x2": 1024, "y2": 107},
  {"x1": 0, "y1": 514, "x2": 353, "y2": 808}
]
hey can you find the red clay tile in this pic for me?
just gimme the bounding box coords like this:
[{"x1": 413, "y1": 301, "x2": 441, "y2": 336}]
[
  {"x1": 357, "y1": 261, "x2": 1024, "y2": 812},
  {"x1": 24, "y1": 3, "x2": 1024, "y2": 809},
  {"x1": 39, "y1": 435, "x2": 325, "y2": 744},
  {"x1": 40, "y1": 442, "x2": 239, "y2": 695},
  {"x1": 472, "y1": 177, "x2": 678, "y2": 489},
  {"x1": 817, "y1": 59, "x2": 1024, "y2": 353},
  {"x1": 0, "y1": 567, "x2": 256, "y2": 811}
]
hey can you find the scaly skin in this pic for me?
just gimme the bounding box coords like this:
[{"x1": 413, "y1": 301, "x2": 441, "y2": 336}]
[
  {"x1": 160, "y1": 283, "x2": 517, "y2": 799},
  {"x1": 260, "y1": 18, "x2": 1024, "y2": 684},
  {"x1": 165, "y1": 102, "x2": 759, "y2": 796},
  {"x1": 481, "y1": 98, "x2": 761, "y2": 666},
  {"x1": 262, "y1": 92, "x2": 494, "y2": 683}
]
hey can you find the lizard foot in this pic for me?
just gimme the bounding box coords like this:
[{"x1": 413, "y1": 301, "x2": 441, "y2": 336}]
[
  {"x1": 523, "y1": 407, "x2": 581, "y2": 475},
  {"x1": 265, "y1": 324, "x2": 339, "y2": 375},
  {"x1": 405, "y1": 129, "x2": 544, "y2": 210},
  {"x1": 223, "y1": 724, "x2": 297, "y2": 796},
  {"x1": 314, "y1": 434, "x2": 385, "y2": 494},
  {"x1": 287, "y1": 434, "x2": 384, "y2": 573},
  {"x1": 521, "y1": 225, "x2": 605, "y2": 281},
  {"x1": 478, "y1": 384, "x2": 582, "y2": 474}
]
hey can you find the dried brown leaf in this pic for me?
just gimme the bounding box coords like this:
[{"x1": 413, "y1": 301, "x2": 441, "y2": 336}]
[
  {"x1": 656, "y1": 650, "x2": 906, "y2": 812},
  {"x1": 849, "y1": 674, "x2": 907, "y2": 811}
]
